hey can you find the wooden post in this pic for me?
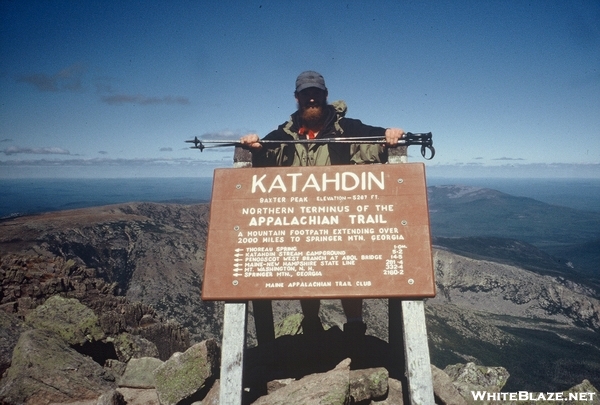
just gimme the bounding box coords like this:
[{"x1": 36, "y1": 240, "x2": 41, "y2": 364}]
[
  {"x1": 218, "y1": 147, "x2": 250, "y2": 405},
  {"x1": 401, "y1": 300, "x2": 435, "y2": 405},
  {"x1": 388, "y1": 146, "x2": 435, "y2": 405},
  {"x1": 219, "y1": 302, "x2": 247, "y2": 405}
]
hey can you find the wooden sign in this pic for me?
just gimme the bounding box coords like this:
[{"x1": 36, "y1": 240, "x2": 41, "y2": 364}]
[{"x1": 201, "y1": 163, "x2": 435, "y2": 300}]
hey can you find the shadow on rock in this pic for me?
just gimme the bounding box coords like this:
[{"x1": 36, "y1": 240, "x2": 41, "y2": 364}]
[{"x1": 244, "y1": 326, "x2": 400, "y2": 402}]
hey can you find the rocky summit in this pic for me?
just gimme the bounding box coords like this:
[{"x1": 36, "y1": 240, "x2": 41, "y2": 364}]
[{"x1": 1, "y1": 202, "x2": 599, "y2": 404}]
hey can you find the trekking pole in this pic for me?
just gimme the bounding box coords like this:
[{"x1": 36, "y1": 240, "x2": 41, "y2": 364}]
[{"x1": 186, "y1": 132, "x2": 435, "y2": 159}]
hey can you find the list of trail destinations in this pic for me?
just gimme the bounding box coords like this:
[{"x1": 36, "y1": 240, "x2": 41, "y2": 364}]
[{"x1": 202, "y1": 164, "x2": 436, "y2": 301}]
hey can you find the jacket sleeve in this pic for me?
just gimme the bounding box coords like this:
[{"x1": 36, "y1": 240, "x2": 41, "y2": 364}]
[
  {"x1": 250, "y1": 128, "x2": 296, "y2": 167},
  {"x1": 340, "y1": 118, "x2": 389, "y2": 164}
]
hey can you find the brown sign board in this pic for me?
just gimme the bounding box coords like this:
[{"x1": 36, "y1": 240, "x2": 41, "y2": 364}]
[{"x1": 201, "y1": 163, "x2": 436, "y2": 301}]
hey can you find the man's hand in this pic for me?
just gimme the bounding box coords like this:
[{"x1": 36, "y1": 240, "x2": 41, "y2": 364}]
[
  {"x1": 240, "y1": 134, "x2": 263, "y2": 150},
  {"x1": 385, "y1": 128, "x2": 405, "y2": 146}
]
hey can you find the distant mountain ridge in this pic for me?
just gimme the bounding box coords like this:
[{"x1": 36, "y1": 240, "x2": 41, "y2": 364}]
[
  {"x1": 428, "y1": 185, "x2": 600, "y2": 285},
  {"x1": 428, "y1": 184, "x2": 600, "y2": 245}
]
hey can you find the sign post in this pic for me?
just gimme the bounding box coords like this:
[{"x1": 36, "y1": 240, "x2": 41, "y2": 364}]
[
  {"x1": 389, "y1": 146, "x2": 436, "y2": 405},
  {"x1": 217, "y1": 148, "x2": 254, "y2": 405}
]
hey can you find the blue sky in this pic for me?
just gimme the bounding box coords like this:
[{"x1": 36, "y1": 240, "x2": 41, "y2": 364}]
[{"x1": 1, "y1": 0, "x2": 599, "y2": 178}]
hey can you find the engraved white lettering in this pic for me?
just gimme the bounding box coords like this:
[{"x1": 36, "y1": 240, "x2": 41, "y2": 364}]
[
  {"x1": 250, "y1": 171, "x2": 385, "y2": 194},
  {"x1": 248, "y1": 215, "x2": 339, "y2": 226}
]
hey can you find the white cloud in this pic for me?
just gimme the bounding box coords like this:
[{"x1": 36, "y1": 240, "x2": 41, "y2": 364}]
[
  {"x1": 492, "y1": 157, "x2": 526, "y2": 161},
  {"x1": 2, "y1": 146, "x2": 71, "y2": 156}
]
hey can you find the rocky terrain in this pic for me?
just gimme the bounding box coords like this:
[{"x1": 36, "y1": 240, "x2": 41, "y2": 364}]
[{"x1": 1, "y1": 201, "x2": 599, "y2": 404}]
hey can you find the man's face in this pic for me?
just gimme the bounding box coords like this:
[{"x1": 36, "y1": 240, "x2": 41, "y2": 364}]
[
  {"x1": 296, "y1": 88, "x2": 327, "y2": 109},
  {"x1": 296, "y1": 87, "x2": 328, "y2": 125}
]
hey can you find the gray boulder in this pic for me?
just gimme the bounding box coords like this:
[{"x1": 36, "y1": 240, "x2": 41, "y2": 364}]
[
  {"x1": 372, "y1": 377, "x2": 404, "y2": 404},
  {"x1": 24, "y1": 294, "x2": 105, "y2": 346},
  {"x1": 105, "y1": 359, "x2": 128, "y2": 379},
  {"x1": 349, "y1": 367, "x2": 389, "y2": 403},
  {"x1": 431, "y1": 364, "x2": 468, "y2": 405},
  {"x1": 444, "y1": 362, "x2": 509, "y2": 404},
  {"x1": 115, "y1": 387, "x2": 161, "y2": 405},
  {"x1": 112, "y1": 332, "x2": 159, "y2": 362},
  {"x1": 266, "y1": 378, "x2": 296, "y2": 394},
  {"x1": 198, "y1": 379, "x2": 220, "y2": 405},
  {"x1": 119, "y1": 357, "x2": 164, "y2": 388},
  {"x1": 564, "y1": 380, "x2": 600, "y2": 404},
  {"x1": 0, "y1": 329, "x2": 116, "y2": 405},
  {"x1": 252, "y1": 358, "x2": 351, "y2": 405},
  {"x1": 252, "y1": 362, "x2": 389, "y2": 405},
  {"x1": 97, "y1": 389, "x2": 127, "y2": 405},
  {"x1": 273, "y1": 312, "x2": 303, "y2": 337},
  {"x1": 0, "y1": 310, "x2": 29, "y2": 377},
  {"x1": 154, "y1": 339, "x2": 220, "y2": 405}
]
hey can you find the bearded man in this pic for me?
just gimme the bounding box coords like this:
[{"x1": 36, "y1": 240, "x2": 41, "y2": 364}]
[{"x1": 240, "y1": 71, "x2": 404, "y2": 336}]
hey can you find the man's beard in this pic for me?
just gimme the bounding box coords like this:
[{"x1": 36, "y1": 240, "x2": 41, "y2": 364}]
[{"x1": 299, "y1": 102, "x2": 326, "y2": 128}]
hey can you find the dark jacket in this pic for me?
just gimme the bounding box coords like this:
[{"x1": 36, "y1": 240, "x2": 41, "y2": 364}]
[{"x1": 252, "y1": 101, "x2": 388, "y2": 167}]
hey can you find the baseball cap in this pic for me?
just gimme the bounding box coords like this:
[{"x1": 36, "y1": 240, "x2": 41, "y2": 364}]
[{"x1": 295, "y1": 71, "x2": 327, "y2": 93}]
